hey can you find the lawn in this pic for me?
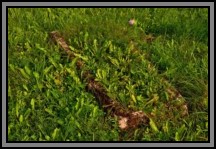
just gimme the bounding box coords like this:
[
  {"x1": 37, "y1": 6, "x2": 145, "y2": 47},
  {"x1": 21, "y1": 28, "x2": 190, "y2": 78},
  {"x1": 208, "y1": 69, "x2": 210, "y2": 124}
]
[{"x1": 8, "y1": 8, "x2": 208, "y2": 141}]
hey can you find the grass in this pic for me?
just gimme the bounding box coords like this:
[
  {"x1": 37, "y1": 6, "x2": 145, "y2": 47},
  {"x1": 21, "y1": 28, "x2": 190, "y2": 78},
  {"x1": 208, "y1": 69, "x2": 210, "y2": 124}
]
[{"x1": 8, "y1": 8, "x2": 208, "y2": 141}]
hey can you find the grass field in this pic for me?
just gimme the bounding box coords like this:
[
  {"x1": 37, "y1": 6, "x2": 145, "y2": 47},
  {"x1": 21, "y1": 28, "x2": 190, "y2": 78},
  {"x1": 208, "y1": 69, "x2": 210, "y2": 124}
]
[{"x1": 8, "y1": 8, "x2": 208, "y2": 141}]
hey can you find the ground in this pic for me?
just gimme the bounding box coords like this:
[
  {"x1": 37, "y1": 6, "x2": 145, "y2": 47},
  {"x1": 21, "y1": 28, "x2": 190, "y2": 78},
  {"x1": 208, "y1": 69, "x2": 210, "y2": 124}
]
[{"x1": 8, "y1": 8, "x2": 208, "y2": 141}]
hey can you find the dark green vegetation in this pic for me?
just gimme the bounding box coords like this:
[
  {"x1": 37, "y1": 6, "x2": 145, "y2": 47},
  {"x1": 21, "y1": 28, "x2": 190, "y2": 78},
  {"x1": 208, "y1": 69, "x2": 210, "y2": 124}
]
[{"x1": 8, "y1": 8, "x2": 208, "y2": 141}]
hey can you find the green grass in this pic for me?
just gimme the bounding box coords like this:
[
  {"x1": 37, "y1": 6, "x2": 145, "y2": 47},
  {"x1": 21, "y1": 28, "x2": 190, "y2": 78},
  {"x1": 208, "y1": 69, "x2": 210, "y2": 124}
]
[{"x1": 8, "y1": 8, "x2": 208, "y2": 141}]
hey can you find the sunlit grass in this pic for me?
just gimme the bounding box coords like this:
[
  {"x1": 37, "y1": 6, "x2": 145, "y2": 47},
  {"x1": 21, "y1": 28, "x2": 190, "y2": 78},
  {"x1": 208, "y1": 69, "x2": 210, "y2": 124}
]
[{"x1": 8, "y1": 8, "x2": 208, "y2": 141}]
